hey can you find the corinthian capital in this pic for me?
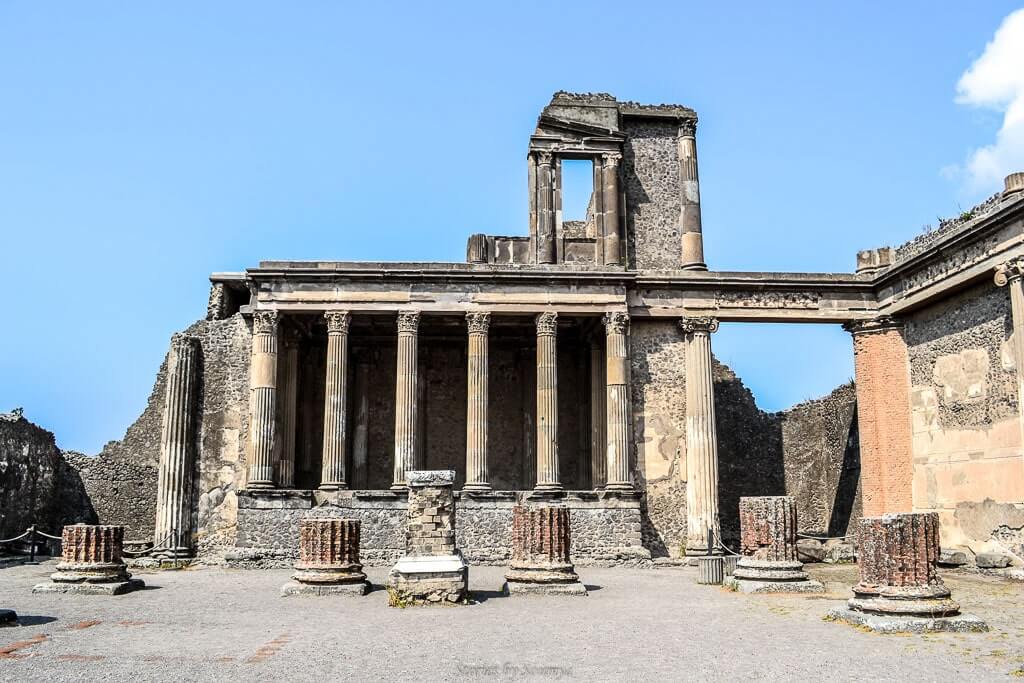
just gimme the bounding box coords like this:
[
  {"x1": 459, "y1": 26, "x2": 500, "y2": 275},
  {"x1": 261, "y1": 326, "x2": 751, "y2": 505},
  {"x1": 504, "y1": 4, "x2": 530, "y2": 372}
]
[
  {"x1": 994, "y1": 257, "x2": 1024, "y2": 287},
  {"x1": 678, "y1": 118, "x2": 697, "y2": 137},
  {"x1": 602, "y1": 152, "x2": 622, "y2": 167},
  {"x1": 324, "y1": 310, "x2": 352, "y2": 335},
  {"x1": 396, "y1": 311, "x2": 420, "y2": 335},
  {"x1": 536, "y1": 311, "x2": 558, "y2": 337},
  {"x1": 679, "y1": 316, "x2": 718, "y2": 335},
  {"x1": 252, "y1": 310, "x2": 279, "y2": 336},
  {"x1": 536, "y1": 151, "x2": 554, "y2": 166},
  {"x1": 466, "y1": 311, "x2": 491, "y2": 335},
  {"x1": 603, "y1": 311, "x2": 629, "y2": 335},
  {"x1": 841, "y1": 315, "x2": 903, "y2": 336}
]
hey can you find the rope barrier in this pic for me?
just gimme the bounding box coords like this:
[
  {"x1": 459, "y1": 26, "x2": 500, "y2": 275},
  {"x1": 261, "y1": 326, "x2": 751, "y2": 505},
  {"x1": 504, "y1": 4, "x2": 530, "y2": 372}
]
[
  {"x1": 2, "y1": 525, "x2": 183, "y2": 564},
  {"x1": 122, "y1": 530, "x2": 176, "y2": 557},
  {"x1": 34, "y1": 530, "x2": 63, "y2": 541},
  {"x1": 0, "y1": 530, "x2": 31, "y2": 544}
]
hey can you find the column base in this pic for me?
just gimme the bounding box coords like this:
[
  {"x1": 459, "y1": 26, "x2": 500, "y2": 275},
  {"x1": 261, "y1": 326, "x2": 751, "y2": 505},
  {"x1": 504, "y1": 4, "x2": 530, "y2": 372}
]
[
  {"x1": 389, "y1": 483, "x2": 408, "y2": 492},
  {"x1": 318, "y1": 483, "x2": 348, "y2": 491},
  {"x1": 462, "y1": 483, "x2": 493, "y2": 493},
  {"x1": 826, "y1": 607, "x2": 988, "y2": 634},
  {"x1": 603, "y1": 482, "x2": 634, "y2": 492},
  {"x1": 247, "y1": 481, "x2": 275, "y2": 490},
  {"x1": 680, "y1": 262, "x2": 708, "y2": 271},
  {"x1": 533, "y1": 483, "x2": 564, "y2": 493}
]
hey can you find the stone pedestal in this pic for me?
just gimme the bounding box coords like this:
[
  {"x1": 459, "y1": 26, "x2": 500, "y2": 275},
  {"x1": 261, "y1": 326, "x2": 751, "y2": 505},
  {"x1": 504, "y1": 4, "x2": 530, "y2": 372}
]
[
  {"x1": 503, "y1": 505, "x2": 586, "y2": 596},
  {"x1": 827, "y1": 513, "x2": 988, "y2": 633},
  {"x1": 387, "y1": 470, "x2": 468, "y2": 605},
  {"x1": 281, "y1": 518, "x2": 369, "y2": 596},
  {"x1": 725, "y1": 496, "x2": 824, "y2": 594},
  {"x1": 33, "y1": 525, "x2": 144, "y2": 595}
]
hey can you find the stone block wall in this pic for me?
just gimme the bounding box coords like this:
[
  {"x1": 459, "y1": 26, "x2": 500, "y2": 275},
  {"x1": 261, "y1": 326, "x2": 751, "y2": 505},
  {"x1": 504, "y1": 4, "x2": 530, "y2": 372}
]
[{"x1": 623, "y1": 119, "x2": 683, "y2": 270}]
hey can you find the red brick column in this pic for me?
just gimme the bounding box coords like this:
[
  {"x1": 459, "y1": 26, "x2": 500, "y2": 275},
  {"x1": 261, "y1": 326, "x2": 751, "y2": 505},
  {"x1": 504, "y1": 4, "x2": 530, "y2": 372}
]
[
  {"x1": 845, "y1": 317, "x2": 913, "y2": 516},
  {"x1": 505, "y1": 504, "x2": 585, "y2": 594},
  {"x1": 54, "y1": 525, "x2": 130, "y2": 583},
  {"x1": 294, "y1": 518, "x2": 366, "y2": 584}
]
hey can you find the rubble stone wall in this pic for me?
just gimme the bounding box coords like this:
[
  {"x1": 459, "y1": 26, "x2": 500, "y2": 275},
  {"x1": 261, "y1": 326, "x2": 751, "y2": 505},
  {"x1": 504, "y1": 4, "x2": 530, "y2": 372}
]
[{"x1": 623, "y1": 119, "x2": 683, "y2": 270}]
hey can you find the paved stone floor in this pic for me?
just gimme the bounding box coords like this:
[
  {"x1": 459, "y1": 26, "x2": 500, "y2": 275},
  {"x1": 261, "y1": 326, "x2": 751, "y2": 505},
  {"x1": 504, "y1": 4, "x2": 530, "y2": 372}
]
[{"x1": 1, "y1": 561, "x2": 1022, "y2": 681}]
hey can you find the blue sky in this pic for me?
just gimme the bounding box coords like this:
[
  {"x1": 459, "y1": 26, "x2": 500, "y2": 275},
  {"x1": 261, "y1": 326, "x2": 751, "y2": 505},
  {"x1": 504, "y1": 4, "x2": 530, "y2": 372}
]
[{"x1": 2, "y1": 2, "x2": 1022, "y2": 452}]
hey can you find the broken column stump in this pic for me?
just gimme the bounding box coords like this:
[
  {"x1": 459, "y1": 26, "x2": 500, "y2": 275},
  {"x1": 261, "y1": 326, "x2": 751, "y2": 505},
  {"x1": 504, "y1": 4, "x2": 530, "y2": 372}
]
[
  {"x1": 503, "y1": 505, "x2": 586, "y2": 596},
  {"x1": 386, "y1": 470, "x2": 468, "y2": 605},
  {"x1": 33, "y1": 525, "x2": 144, "y2": 595},
  {"x1": 725, "y1": 496, "x2": 824, "y2": 594},
  {"x1": 281, "y1": 518, "x2": 370, "y2": 596},
  {"x1": 827, "y1": 512, "x2": 988, "y2": 633}
]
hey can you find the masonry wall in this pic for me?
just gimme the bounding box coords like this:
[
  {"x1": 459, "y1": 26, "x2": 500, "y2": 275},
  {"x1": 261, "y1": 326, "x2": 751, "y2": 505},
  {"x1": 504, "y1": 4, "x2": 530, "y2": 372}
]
[
  {"x1": 623, "y1": 119, "x2": 683, "y2": 270},
  {"x1": 905, "y1": 281, "x2": 1024, "y2": 555}
]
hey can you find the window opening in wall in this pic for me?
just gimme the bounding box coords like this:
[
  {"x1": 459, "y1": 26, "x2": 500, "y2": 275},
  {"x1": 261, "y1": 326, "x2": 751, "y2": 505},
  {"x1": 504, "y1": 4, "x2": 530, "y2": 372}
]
[{"x1": 560, "y1": 159, "x2": 595, "y2": 228}]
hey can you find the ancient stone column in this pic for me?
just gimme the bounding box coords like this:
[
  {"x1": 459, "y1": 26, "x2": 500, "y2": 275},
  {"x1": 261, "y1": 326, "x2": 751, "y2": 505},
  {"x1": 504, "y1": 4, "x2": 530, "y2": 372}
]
[
  {"x1": 154, "y1": 334, "x2": 199, "y2": 558},
  {"x1": 387, "y1": 470, "x2": 469, "y2": 605},
  {"x1": 276, "y1": 333, "x2": 299, "y2": 488},
  {"x1": 677, "y1": 119, "x2": 706, "y2": 270},
  {"x1": 602, "y1": 152, "x2": 622, "y2": 266},
  {"x1": 464, "y1": 312, "x2": 491, "y2": 492},
  {"x1": 504, "y1": 505, "x2": 586, "y2": 595},
  {"x1": 351, "y1": 355, "x2": 370, "y2": 489},
  {"x1": 843, "y1": 316, "x2": 913, "y2": 516},
  {"x1": 680, "y1": 316, "x2": 720, "y2": 555},
  {"x1": 536, "y1": 151, "x2": 556, "y2": 264},
  {"x1": 281, "y1": 518, "x2": 369, "y2": 596},
  {"x1": 392, "y1": 311, "x2": 420, "y2": 490},
  {"x1": 995, "y1": 257, "x2": 1024, "y2": 448},
  {"x1": 247, "y1": 310, "x2": 279, "y2": 489},
  {"x1": 603, "y1": 312, "x2": 633, "y2": 490},
  {"x1": 727, "y1": 496, "x2": 823, "y2": 593},
  {"x1": 33, "y1": 525, "x2": 144, "y2": 595},
  {"x1": 589, "y1": 338, "x2": 607, "y2": 489},
  {"x1": 320, "y1": 311, "x2": 351, "y2": 490},
  {"x1": 827, "y1": 512, "x2": 987, "y2": 632},
  {"x1": 535, "y1": 312, "x2": 562, "y2": 492}
]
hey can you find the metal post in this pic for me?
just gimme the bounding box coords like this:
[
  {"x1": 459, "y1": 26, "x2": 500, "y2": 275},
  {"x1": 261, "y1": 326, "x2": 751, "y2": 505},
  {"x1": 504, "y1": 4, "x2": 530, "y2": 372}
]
[{"x1": 28, "y1": 525, "x2": 36, "y2": 563}]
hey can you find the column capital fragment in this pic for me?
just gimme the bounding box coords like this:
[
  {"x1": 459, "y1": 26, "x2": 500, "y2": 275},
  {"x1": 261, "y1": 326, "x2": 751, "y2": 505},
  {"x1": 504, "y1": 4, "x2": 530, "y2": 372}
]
[
  {"x1": 601, "y1": 151, "x2": 622, "y2": 167},
  {"x1": 324, "y1": 310, "x2": 352, "y2": 335},
  {"x1": 169, "y1": 333, "x2": 199, "y2": 354},
  {"x1": 536, "y1": 311, "x2": 558, "y2": 337},
  {"x1": 994, "y1": 256, "x2": 1024, "y2": 287},
  {"x1": 252, "y1": 310, "x2": 279, "y2": 336},
  {"x1": 677, "y1": 118, "x2": 698, "y2": 138},
  {"x1": 536, "y1": 150, "x2": 554, "y2": 166},
  {"x1": 396, "y1": 311, "x2": 420, "y2": 335},
  {"x1": 842, "y1": 315, "x2": 903, "y2": 336},
  {"x1": 679, "y1": 316, "x2": 718, "y2": 335},
  {"x1": 466, "y1": 311, "x2": 491, "y2": 335},
  {"x1": 603, "y1": 311, "x2": 629, "y2": 334}
]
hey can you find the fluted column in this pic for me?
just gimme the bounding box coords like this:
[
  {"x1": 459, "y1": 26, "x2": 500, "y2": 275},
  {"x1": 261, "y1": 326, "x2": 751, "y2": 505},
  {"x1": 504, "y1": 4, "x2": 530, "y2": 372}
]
[
  {"x1": 680, "y1": 316, "x2": 720, "y2": 555},
  {"x1": 677, "y1": 119, "x2": 706, "y2": 270},
  {"x1": 352, "y1": 355, "x2": 370, "y2": 489},
  {"x1": 154, "y1": 334, "x2": 199, "y2": 556},
  {"x1": 320, "y1": 311, "x2": 351, "y2": 490},
  {"x1": 247, "y1": 310, "x2": 279, "y2": 488},
  {"x1": 602, "y1": 153, "x2": 622, "y2": 266},
  {"x1": 276, "y1": 333, "x2": 299, "y2": 488},
  {"x1": 604, "y1": 312, "x2": 633, "y2": 490},
  {"x1": 995, "y1": 257, "x2": 1024, "y2": 447},
  {"x1": 535, "y1": 312, "x2": 562, "y2": 492},
  {"x1": 589, "y1": 338, "x2": 607, "y2": 488},
  {"x1": 392, "y1": 311, "x2": 420, "y2": 490},
  {"x1": 464, "y1": 312, "x2": 491, "y2": 491},
  {"x1": 536, "y1": 152, "x2": 556, "y2": 264}
]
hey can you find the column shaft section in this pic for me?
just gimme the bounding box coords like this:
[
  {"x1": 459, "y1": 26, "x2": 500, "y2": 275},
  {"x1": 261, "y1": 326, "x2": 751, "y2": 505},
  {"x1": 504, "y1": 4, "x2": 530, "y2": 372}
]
[
  {"x1": 352, "y1": 356, "x2": 370, "y2": 489},
  {"x1": 276, "y1": 335, "x2": 298, "y2": 488},
  {"x1": 535, "y1": 312, "x2": 562, "y2": 491},
  {"x1": 320, "y1": 311, "x2": 351, "y2": 490},
  {"x1": 681, "y1": 317, "x2": 720, "y2": 554},
  {"x1": 247, "y1": 311, "x2": 279, "y2": 488},
  {"x1": 464, "y1": 312, "x2": 491, "y2": 491},
  {"x1": 155, "y1": 334, "x2": 199, "y2": 555},
  {"x1": 392, "y1": 311, "x2": 420, "y2": 490},
  {"x1": 602, "y1": 153, "x2": 622, "y2": 266},
  {"x1": 995, "y1": 258, "x2": 1024, "y2": 449},
  {"x1": 604, "y1": 312, "x2": 633, "y2": 490},
  {"x1": 590, "y1": 339, "x2": 607, "y2": 488},
  {"x1": 678, "y1": 120, "x2": 706, "y2": 270},
  {"x1": 536, "y1": 152, "x2": 556, "y2": 264}
]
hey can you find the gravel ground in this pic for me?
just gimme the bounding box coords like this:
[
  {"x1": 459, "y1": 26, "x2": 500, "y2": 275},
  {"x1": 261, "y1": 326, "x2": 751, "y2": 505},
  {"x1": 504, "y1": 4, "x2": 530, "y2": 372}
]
[{"x1": 0, "y1": 561, "x2": 1022, "y2": 681}]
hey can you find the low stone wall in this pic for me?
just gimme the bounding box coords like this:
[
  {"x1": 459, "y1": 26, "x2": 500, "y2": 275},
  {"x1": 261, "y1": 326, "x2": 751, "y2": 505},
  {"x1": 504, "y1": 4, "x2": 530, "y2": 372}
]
[{"x1": 230, "y1": 489, "x2": 648, "y2": 567}]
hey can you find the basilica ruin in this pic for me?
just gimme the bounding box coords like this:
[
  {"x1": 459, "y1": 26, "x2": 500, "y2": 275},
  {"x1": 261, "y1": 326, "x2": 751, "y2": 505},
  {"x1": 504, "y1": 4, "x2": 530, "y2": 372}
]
[{"x1": 3, "y1": 91, "x2": 1024, "y2": 570}]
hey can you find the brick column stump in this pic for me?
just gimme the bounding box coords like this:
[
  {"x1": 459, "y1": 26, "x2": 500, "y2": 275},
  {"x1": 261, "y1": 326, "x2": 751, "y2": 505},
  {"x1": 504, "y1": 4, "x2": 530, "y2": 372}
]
[
  {"x1": 827, "y1": 513, "x2": 988, "y2": 633},
  {"x1": 724, "y1": 496, "x2": 824, "y2": 594},
  {"x1": 503, "y1": 505, "x2": 586, "y2": 596},
  {"x1": 387, "y1": 470, "x2": 469, "y2": 605},
  {"x1": 33, "y1": 525, "x2": 144, "y2": 595},
  {"x1": 281, "y1": 518, "x2": 370, "y2": 596}
]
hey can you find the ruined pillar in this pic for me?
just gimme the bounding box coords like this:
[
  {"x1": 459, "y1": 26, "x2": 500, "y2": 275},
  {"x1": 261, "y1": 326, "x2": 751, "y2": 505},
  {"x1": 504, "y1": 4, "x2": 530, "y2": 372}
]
[
  {"x1": 464, "y1": 312, "x2": 491, "y2": 492},
  {"x1": 33, "y1": 525, "x2": 144, "y2": 595},
  {"x1": 726, "y1": 496, "x2": 823, "y2": 593},
  {"x1": 827, "y1": 512, "x2": 987, "y2": 632},
  {"x1": 320, "y1": 311, "x2": 351, "y2": 490},
  {"x1": 589, "y1": 338, "x2": 607, "y2": 489},
  {"x1": 602, "y1": 152, "x2": 622, "y2": 266},
  {"x1": 536, "y1": 151, "x2": 556, "y2": 264},
  {"x1": 604, "y1": 312, "x2": 633, "y2": 491},
  {"x1": 995, "y1": 257, "x2": 1024, "y2": 447},
  {"x1": 154, "y1": 334, "x2": 199, "y2": 558},
  {"x1": 281, "y1": 518, "x2": 369, "y2": 596},
  {"x1": 677, "y1": 119, "x2": 706, "y2": 270},
  {"x1": 392, "y1": 311, "x2": 420, "y2": 490},
  {"x1": 504, "y1": 505, "x2": 586, "y2": 595},
  {"x1": 535, "y1": 312, "x2": 562, "y2": 492},
  {"x1": 844, "y1": 317, "x2": 913, "y2": 516},
  {"x1": 247, "y1": 310, "x2": 279, "y2": 489},
  {"x1": 680, "y1": 316, "x2": 720, "y2": 555},
  {"x1": 276, "y1": 332, "x2": 299, "y2": 488},
  {"x1": 351, "y1": 354, "x2": 370, "y2": 490},
  {"x1": 387, "y1": 470, "x2": 469, "y2": 605}
]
